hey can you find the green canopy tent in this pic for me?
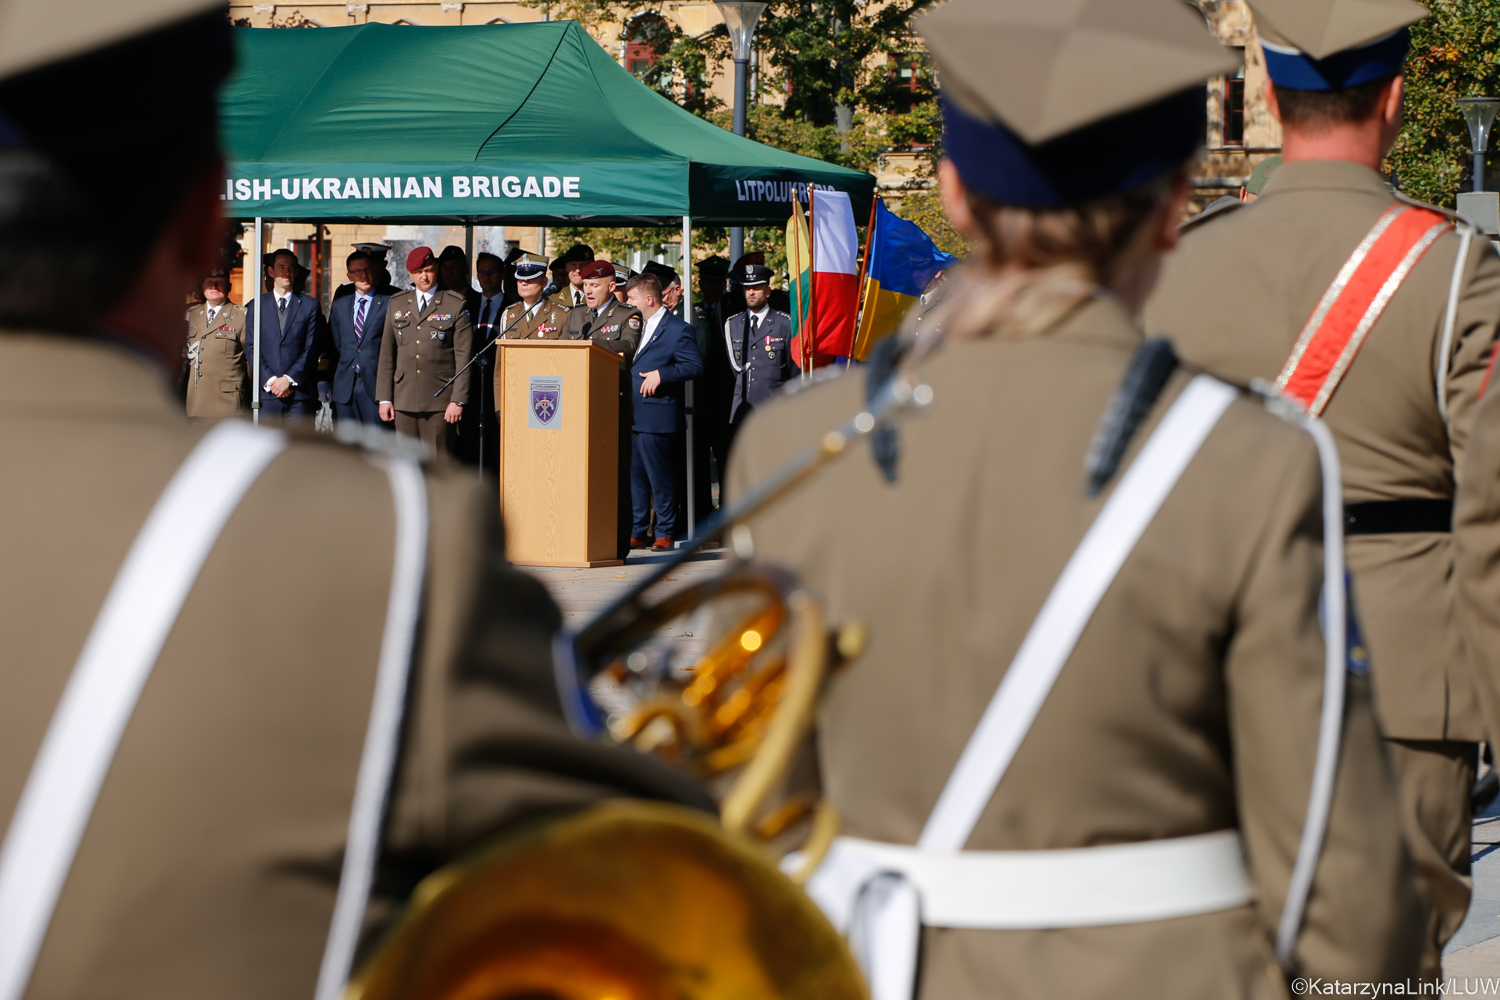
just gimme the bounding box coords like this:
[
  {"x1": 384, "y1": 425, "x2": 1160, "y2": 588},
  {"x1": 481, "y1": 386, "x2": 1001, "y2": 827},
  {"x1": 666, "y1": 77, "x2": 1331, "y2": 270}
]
[{"x1": 219, "y1": 20, "x2": 874, "y2": 226}]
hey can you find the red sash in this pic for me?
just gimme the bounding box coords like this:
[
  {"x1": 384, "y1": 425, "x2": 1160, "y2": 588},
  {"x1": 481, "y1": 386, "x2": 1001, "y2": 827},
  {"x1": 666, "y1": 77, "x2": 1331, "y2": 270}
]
[{"x1": 1276, "y1": 205, "x2": 1451, "y2": 416}]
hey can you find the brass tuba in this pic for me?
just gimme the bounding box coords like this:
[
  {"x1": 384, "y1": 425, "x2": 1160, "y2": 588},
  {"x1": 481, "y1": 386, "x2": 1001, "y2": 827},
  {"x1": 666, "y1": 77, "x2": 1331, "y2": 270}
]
[{"x1": 347, "y1": 373, "x2": 933, "y2": 1000}]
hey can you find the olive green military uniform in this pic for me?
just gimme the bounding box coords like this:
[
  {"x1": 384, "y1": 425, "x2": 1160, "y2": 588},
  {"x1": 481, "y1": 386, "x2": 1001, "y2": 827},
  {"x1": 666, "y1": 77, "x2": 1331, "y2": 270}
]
[
  {"x1": 376, "y1": 288, "x2": 474, "y2": 457},
  {"x1": 182, "y1": 300, "x2": 247, "y2": 417},
  {"x1": 549, "y1": 285, "x2": 586, "y2": 311},
  {"x1": 1144, "y1": 159, "x2": 1500, "y2": 966},
  {"x1": 563, "y1": 298, "x2": 642, "y2": 360},
  {"x1": 0, "y1": 331, "x2": 708, "y2": 997},
  {"x1": 727, "y1": 296, "x2": 1422, "y2": 998}
]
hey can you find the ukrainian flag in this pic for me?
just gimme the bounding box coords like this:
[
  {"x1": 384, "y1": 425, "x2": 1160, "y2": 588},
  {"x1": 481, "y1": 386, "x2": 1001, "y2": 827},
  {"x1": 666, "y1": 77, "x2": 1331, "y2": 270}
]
[{"x1": 852, "y1": 199, "x2": 958, "y2": 360}]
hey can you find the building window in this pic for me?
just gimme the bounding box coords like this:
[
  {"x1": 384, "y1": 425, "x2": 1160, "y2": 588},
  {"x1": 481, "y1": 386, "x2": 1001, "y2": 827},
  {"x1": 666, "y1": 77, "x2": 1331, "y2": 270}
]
[
  {"x1": 625, "y1": 40, "x2": 657, "y2": 74},
  {"x1": 1223, "y1": 52, "x2": 1245, "y2": 146},
  {"x1": 889, "y1": 53, "x2": 928, "y2": 93}
]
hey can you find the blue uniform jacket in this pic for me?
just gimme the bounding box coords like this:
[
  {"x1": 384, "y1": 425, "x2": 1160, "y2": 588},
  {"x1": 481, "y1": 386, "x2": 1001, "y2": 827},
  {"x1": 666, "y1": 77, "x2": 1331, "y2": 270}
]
[
  {"x1": 247, "y1": 291, "x2": 325, "y2": 402},
  {"x1": 329, "y1": 292, "x2": 389, "y2": 406},
  {"x1": 631, "y1": 309, "x2": 703, "y2": 434}
]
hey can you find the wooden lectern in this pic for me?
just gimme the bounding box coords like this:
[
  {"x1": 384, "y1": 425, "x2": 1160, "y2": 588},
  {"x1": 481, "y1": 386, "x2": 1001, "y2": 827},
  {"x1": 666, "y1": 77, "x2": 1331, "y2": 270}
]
[{"x1": 495, "y1": 340, "x2": 624, "y2": 567}]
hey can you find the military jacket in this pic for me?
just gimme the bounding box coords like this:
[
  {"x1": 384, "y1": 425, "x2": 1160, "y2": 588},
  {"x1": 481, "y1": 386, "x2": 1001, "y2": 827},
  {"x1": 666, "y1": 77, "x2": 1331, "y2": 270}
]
[
  {"x1": 0, "y1": 332, "x2": 710, "y2": 997},
  {"x1": 1144, "y1": 159, "x2": 1500, "y2": 741},
  {"x1": 563, "y1": 298, "x2": 642, "y2": 360},
  {"x1": 376, "y1": 288, "x2": 474, "y2": 413},
  {"x1": 183, "y1": 301, "x2": 247, "y2": 418},
  {"x1": 497, "y1": 299, "x2": 570, "y2": 341},
  {"x1": 727, "y1": 296, "x2": 1422, "y2": 997},
  {"x1": 724, "y1": 307, "x2": 794, "y2": 420},
  {"x1": 548, "y1": 285, "x2": 586, "y2": 311}
]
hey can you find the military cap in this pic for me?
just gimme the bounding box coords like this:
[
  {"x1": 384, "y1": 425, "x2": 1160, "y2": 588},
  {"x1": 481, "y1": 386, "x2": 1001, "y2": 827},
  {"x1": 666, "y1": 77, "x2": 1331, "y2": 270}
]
[
  {"x1": 503, "y1": 245, "x2": 527, "y2": 265},
  {"x1": 642, "y1": 260, "x2": 681, "y2": 288},
  {"x1": 352, "y1": 242, "x2": 392, "y2": 256},
  {"x1": 437, "y1": 245, "x2": 468, "y2": 263},
  {"x1": 735, "y1": 264, "x2": 773, "y2": 287},
  {"x1": 696, "y1": 255, "x2": 731, "y2": 278},
  {"x1": 916, "y1": 0, "x2": 1237, "y2": 207},
  {"x1": 406, "y1": 246, "x2": 437, "y2": 272},
  {"x1": 1250, "y1": 0, "x2": 1425, "y2": 91},
  {"x1": 511, "y1": 252, "x2": 549, "y2": 280},
  {"x1": 578, "y1": 260, "x2": 616, "y2": 281},
  {"x1": 613, "y1": 262, "x2": 636, "y2": 283},
  {"x1": 561, "y1": 244, "x2": 595, "y2": 264},
  {"x1": 731, "y1": 252, "x2": 765, "y2": 272},
  {"x1": 1245, "y1": 154, "x2": 1283, "y2": 196}
]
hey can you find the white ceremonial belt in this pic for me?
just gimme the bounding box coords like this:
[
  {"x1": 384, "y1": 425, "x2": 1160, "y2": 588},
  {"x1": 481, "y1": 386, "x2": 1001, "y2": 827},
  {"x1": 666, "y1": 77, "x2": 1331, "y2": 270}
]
[{"x1": 801, "y1": 830, "x2": 1253, "y2": 933}]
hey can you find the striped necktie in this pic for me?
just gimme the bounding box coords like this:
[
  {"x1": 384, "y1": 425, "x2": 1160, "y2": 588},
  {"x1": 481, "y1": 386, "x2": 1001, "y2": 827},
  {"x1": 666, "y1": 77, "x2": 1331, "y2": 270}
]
[{"x1": 354, "y1": 297, "x2": 367, "y2": 342}]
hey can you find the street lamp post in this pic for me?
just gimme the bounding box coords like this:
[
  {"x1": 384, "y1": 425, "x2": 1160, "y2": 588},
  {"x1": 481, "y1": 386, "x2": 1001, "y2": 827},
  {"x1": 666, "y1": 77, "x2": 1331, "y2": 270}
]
[
  {"x1": 716, "y1": 1, "x2": 767, "y2": 265},
  {"x1": 1458, "y1": 97, "x2": 1500, "y2": 192}
]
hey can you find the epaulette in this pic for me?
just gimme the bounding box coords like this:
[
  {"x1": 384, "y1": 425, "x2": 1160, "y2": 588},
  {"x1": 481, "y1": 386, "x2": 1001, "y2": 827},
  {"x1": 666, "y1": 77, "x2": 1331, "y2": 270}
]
[
  {"x1": 865, "y1": 334, "x2": 910, "y2": 482},
  {"x1": 775, "y1": 310, "x2": 792, "y2": 320},
  {"x1": 1083, "y1": 338, "x2": 1179, "y2": 496},
  {"x1": 1394, "y1": 189, "x2": 1473, "y2": 230},
  {"x1": 1179, "y1": 195, "x2": 1242, "y2": 233}
]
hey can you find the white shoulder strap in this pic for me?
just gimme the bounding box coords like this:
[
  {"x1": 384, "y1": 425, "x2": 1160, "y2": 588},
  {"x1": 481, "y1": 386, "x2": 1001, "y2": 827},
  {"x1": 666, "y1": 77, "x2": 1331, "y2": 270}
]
[
  {"x1": 314, "y1": 453, "x2": 428, "y2": 1000},
  {"x1": 1436, "y1": 222, "x2": 1475, "y2": 421},
  {"x1": 918, "y1": 375, "x2": 1237, "y2": 852},
  {"x1": 0, "y1": 421, "x2": 287, "y2": 1000}
]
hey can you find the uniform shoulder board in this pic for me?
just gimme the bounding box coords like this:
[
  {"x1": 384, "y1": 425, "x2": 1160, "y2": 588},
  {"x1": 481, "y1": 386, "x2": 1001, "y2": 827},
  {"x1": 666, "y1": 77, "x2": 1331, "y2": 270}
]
[
  {"x1": 1083, "y1": 337, "x2": 1180, "y2": 496},
  {"x1": 1394, "y1": 189, "x2": 1471, "y2": 228},
  {"x1": 775, "y1": 310, "x2": 792, "y2": 320},
  {"x1": 1179, "y1": 195, "x2": 1243, "y2": 233}
]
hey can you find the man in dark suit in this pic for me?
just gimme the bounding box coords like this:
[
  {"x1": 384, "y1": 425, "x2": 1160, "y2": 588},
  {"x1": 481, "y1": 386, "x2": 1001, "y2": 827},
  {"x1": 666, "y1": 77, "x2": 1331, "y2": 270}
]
[
  {"x1": 624, "y1": 272, "x2": 702, "y2": 550},
  {"x1": 329, "y1": 250, "x2": 390, "y2": 426},
  {"x1": 722, "y1": 263, "x2": 795, "y2": 450},
  {"x1": 247, "y1": 247, "x2": 325, "y2": 418}
]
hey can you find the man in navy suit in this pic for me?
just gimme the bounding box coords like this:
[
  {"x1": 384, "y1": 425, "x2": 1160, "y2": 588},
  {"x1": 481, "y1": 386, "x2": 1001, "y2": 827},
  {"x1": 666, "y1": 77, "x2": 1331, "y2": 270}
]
[
  {"x1": 624, "y1": 272, "x2": 703, "y2": 550},
  {"x1": 247, "y1": 248, "x2": 325, "y2": 418},
  {"x1": 329, "y1": 250, "x2": 390, "y2": 426}
]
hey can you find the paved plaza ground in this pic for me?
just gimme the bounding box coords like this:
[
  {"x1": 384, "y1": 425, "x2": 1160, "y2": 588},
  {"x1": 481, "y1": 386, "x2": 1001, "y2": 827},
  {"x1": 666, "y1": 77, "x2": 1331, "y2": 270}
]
[{"x1": 528, "y1": 552, "x2": 1500, "y2": 977}]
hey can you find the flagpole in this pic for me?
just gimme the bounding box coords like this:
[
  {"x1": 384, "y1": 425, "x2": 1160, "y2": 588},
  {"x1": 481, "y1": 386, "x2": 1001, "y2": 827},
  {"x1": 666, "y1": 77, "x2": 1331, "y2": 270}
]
[
  {"x1": 849, "y1": 195, "x2": 880, "y2": 364},
  {"x1": 803, "y1": 188, "x2": 815, "y2": 379}
]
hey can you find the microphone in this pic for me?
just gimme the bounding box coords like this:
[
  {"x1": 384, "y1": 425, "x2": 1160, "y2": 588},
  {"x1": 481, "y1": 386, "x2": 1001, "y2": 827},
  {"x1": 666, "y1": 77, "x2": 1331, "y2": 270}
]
[{"x1": 540, "y1": 280, "x2": 559, "y2": 299}]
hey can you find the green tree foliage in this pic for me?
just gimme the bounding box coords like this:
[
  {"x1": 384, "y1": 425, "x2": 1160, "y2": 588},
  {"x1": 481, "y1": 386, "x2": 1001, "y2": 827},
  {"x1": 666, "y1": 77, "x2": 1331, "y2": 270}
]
[
  {"x1": 533, "y1": 0, "x2": 962, "y2": 268},
  {"x1": 1385, "y1": 0, "x2": 1500, "y2": 207}
]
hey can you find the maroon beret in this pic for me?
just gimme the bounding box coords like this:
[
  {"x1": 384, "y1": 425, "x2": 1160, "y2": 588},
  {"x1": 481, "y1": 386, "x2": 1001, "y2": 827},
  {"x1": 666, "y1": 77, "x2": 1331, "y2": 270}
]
[
  {"x1": 578, "y1": 260, "x2": 616, "y2": 280},
  {"x1": 731, "y1": 252, "x2": 765, "y2": 270},
  {"x1": 405, "y1": 246, "x2": 436, "y2": 272}
]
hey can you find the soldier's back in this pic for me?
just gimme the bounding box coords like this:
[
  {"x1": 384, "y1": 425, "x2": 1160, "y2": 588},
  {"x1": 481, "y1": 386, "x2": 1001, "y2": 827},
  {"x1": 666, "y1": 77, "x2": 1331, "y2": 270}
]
[
  {"x1": 0, "y1": 331, "x2": 680, "y2": 996},
  {"x1": 727, "y1": 296, "x2": 1420, "y2": 996},
  {"x1": 1145, "y1": 158, "x2": 1500, "y2": 738}
]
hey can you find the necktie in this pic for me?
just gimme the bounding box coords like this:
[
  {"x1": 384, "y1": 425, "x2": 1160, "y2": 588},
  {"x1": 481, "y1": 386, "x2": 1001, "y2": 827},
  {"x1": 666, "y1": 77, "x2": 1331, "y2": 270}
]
[
  {"x1": 748, "y1": 314, "x2": 760, "y2": 358},
  {"x1": 479, "y1": 298, "x2": 492, "y2": 333},
  {"x1": 354, "y1": 297, "x2": 367, "y2": 342},
  {"x1": 278, "y1": 296, "x2": 287, "y2": 320},
  {"x1": 207, "y1": 307, "x2": 217, "y2": 324}
]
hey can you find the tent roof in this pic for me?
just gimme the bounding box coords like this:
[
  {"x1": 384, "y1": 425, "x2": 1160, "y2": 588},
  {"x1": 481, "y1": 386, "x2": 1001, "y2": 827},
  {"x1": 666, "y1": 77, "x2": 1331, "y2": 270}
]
[{"x1": 220, "y1": 20, "x2": 874, "y2": 225}]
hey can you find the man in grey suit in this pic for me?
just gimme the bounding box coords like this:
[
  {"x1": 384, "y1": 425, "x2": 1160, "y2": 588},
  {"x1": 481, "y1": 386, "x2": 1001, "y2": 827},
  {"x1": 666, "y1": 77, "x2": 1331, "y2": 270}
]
[{"x1": 329, "y1": 250, "x2": 389, "y2": 426}]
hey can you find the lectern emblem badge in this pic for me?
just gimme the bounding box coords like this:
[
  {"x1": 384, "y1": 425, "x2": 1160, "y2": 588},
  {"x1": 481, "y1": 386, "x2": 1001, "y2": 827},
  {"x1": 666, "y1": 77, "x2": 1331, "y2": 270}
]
[{"x1": 532, "y1": 389, "x2": 559, "y2": 424}]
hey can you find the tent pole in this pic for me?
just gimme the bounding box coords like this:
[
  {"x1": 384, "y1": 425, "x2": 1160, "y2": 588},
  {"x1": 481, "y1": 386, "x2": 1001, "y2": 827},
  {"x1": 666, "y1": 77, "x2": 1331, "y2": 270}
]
[
  {"x1": 466, "y1": 220, "x2": 482, "y2": 479},
  {"x1": 683, "y1": 214, "x2": 695, "y2": 541},
  {"x1": 252, "y1": 216, "x2": 263, "y2": 426}
]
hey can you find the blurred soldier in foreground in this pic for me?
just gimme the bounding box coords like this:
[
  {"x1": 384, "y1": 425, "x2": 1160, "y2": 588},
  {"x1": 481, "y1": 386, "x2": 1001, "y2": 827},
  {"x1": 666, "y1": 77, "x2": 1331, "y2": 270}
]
[
  {"x1": 1144, "y1": 0, "x2": 1500, "y2": 972},
  {"x1": 0, "y1": 10, "x2": 714, "y2": 991},
  {"x1": 727, "y1": 0, "x2": 1423, "y2": 995},
  {"x1": 183, "y1": 270, "x2": 247, "y2": 417}
]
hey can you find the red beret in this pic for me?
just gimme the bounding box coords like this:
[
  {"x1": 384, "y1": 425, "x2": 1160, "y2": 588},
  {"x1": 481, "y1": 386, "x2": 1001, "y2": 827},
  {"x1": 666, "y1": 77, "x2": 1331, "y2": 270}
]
[
  {"x1": 405, "y1": 246, "x2": 436, "y2": 272},
  {"x1": 578, "y1": 260, "x2": 616, "y2": 280},
  {"x1": 731, "y1": 252, "x2": 765, "y2": 270}
]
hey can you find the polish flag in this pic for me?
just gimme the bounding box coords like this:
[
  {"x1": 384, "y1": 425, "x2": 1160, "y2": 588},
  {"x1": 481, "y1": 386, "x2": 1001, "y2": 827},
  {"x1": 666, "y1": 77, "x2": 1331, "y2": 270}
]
[{"x1": 795, "y1": 190, "x2": 859, "y2": 368}]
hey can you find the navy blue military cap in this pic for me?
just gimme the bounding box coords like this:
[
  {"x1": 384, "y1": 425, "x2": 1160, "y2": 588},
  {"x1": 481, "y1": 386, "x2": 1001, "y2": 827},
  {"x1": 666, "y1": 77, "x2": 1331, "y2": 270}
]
[
  {"x1": 916, "y1": 0, "x2": 1237, "y2": 209},
  {"x1": 1250, "y1": 0, "x2": 1426, "y2": 92},
  {"x1": 736, "y1": 264, "x2": 773, "y2": 287},
  {"x1": 511, "y1": 252, "x2": 548, "y2": 280}
]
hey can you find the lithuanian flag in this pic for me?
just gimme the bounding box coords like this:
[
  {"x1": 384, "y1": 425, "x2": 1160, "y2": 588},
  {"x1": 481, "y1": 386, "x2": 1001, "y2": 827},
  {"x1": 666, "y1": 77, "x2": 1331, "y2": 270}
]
[
  {"x1": 786, "y1": 196, "x2": 812, "y2": 345},
  {"x1": 851, "y1": 199, "x2": 958, "y2": 360}
]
